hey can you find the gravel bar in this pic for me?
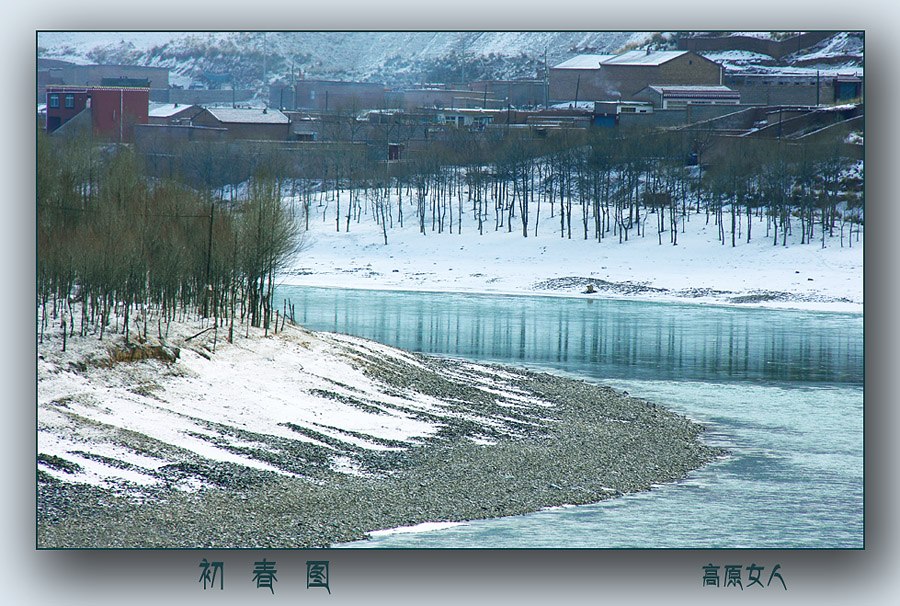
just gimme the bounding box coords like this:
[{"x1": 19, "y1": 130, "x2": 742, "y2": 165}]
[{"x1": 38, "y1": 331, "x2": 727, "y2": 549}]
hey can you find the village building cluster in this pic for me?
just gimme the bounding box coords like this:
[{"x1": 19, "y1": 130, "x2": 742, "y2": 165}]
[{"x1": 38, "y1": 34, "x2": 862, "y2": 168}]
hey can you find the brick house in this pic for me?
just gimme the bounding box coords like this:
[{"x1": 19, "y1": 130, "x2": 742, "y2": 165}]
[
  {"x1": 724, "y1": 71, "x2": 863, "y2": 106},
  {"x1": 549, "y1": 55, "x2": 616, "y2": 103},
  {"x1": 550, "y1": 50, "x2": 723, "y2": 103},
  {"x1": 190, "y1": 107, "x2": 290, "y2": 140},
  {"x1": 38, "y1": 61, "x2": 169, "y2": 102},
  {"x1": 271, "y1": 80, "x2": 386, "y2": 112},
  {"x1": 45, "y1": 84, "x2": 149, "y2": 142}
]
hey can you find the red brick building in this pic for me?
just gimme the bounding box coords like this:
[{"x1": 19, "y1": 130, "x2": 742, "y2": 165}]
[{"x1": 45, "y1": 84, "x2": 149, "y2": 142}]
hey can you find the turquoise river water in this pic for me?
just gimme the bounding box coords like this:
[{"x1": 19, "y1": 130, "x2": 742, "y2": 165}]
[{"x1": 275, "y1": 286, "x2": 864, "y2": 549}]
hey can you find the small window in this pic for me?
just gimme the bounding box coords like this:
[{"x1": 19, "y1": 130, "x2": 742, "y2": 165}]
[
  {"x1": 65, "y1": 94, "x2": 75, "y2": 108},
  {"x1": 49, "y1": 94, "x2": 59, "y2": 108}
]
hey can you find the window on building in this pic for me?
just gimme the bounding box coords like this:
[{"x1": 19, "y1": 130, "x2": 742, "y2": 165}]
[
  {"x1": 49, "y1": 94, "x2": 59, "y2": 108},
  {"x1": 65, "y1": 94, "x2": 75, "y2": 108}
]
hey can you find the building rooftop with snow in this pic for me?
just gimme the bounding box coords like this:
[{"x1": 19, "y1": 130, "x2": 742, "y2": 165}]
[
  {"x1": 191, "y1": 107, "x2": 291, "y2": 140},
  {"x1": 635, "y1": 85, "x2": 740, "y2": 109},
  {"x1": 549, "y1": 49, "x2": 723, "y2": 103}
]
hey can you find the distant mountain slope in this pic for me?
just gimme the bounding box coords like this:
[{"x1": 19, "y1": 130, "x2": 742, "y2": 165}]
[
  {"x1": 37, "y1": 31, "x2": 654, "y2": 89},
  {"x1": 37, "y1": 31, "x2": 862, "y2": 95}
]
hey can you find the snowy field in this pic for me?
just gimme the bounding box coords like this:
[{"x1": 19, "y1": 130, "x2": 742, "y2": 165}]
[
  {"x1": 282, "y1": 190, "x2": 864, "y2": 314},
  {"x1": 37, "y1": 312, "x2": 561, "y2": 493},
  {"x1": 38, "y1": 179, "x2": 864, "y2": 496}
]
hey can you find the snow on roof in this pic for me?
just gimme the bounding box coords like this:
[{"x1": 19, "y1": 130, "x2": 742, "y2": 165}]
[
  {"x1": 700, "y1": 50, "x2": 774, "y2": 62},
  {"x1": 438, "y1": 108, "x2": 496, "y2": 115},
  {"x1": 205, "y1": 107, "x2": 289, "y2": 124},
  {"x1": 820, "y1": 103, "x2": 860, "y2": 112},
  {"x1": 358, "y1": 108, "x2": 400, "y2": 118},
  {"x1": 550, "y1": 101, "x2": 596, "y2": 111},
  {"x1": 552, "y1": 55, "x2": 615, "y2": 69},
  {"x1": 148, "y1": 103, "x2": 193, "y2": 118},
  {"x1": 730, "y1": 66, "x2": 864, "y2": 78},
  {"x1": 603, "y1": 50, "x2": 690, "y2": 66},
  {"x1": 648, "y1": 85, "x2": 736, "y2": 93},
  {"x1": 646, "y1": 85, "x2": 738, "y2": 98}
]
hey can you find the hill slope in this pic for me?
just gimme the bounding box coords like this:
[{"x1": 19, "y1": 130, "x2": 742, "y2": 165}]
[{"x1": 37, "y1": 31, "x2": 654, "y2": 89}]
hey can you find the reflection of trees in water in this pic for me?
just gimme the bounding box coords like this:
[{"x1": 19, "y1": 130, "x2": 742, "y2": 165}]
[{"x1": 279, "y1": 287, "x2": 863, "y2": 385}]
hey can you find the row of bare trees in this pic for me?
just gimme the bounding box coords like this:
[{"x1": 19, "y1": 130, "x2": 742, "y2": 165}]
[
  {"x1": 137, "y1": 113, "x2": 863, "y2": 253},
  {"x1": 37, "y1": 120, "x2": 862, "y2": 348},
  {"x1": 37, "y1": 132, "x2": 303, "y2": 347},
  {"x1": 334, "y1": 125, "x2": 863, "y2": 249}
]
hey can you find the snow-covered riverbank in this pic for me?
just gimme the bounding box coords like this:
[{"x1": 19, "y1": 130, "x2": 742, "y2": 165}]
[
  {"x1": 37, "y1": 183, "x2": 863, "y2": 547},
  {"x1": 283, "y1": 194, "x2": 863, "y2": 314},
  {"x1": 37, "y1": 311, "x2": 724, "y2": 547}
]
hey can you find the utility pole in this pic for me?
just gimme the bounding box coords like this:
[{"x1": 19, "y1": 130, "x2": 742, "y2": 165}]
[
  {"x1": 544, "y1": 46, "x2": 549, "y2": 108},
  {"x1": 205, "y1": 198, "x2": 214, "y2": 317},
  {"x1": 262, "y1": 32, "x2": 268, "y2": 91},
  {"x1": 119, "y1": 88, "x2": 124, "y2": 143},
  {"x1": 461, "y1": 36, "x2": 467, "y2": 85},
  {"x1": 816, "y1": 70, "x2": 820, "y2": 106}
]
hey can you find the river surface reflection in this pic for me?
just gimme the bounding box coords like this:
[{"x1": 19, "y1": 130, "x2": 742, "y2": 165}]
[
  {"x1": 278, "y1": 286, "x2": 862, "y2": 386},
  {"x1": 275, "y1": 286, "x2": 864, "y2": 548}
]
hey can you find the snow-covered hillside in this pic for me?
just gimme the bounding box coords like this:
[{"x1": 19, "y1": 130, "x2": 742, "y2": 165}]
[
  {"x1": 37, "y1": 31, "x2": 864, "y2": 101},
  {"x1": 37, "y1": 31, "x2": 653, "y2": 89}
]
